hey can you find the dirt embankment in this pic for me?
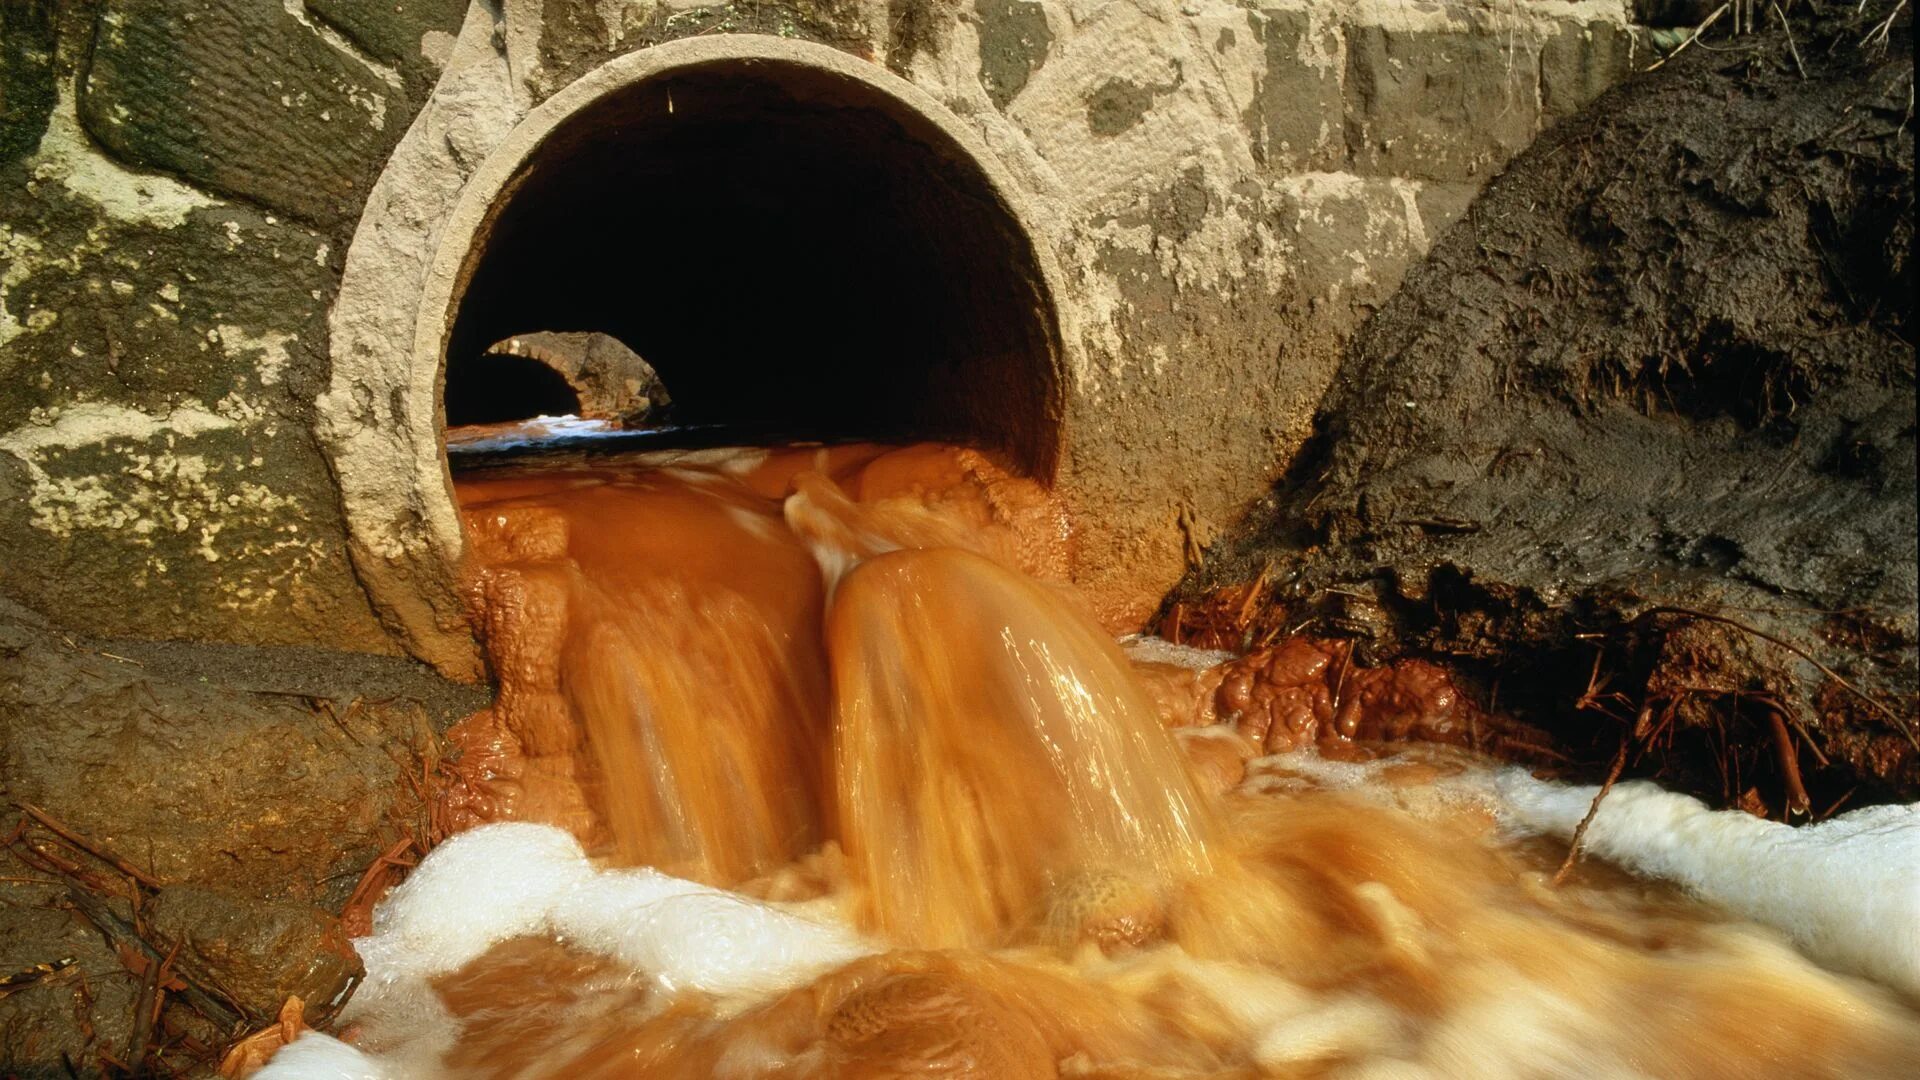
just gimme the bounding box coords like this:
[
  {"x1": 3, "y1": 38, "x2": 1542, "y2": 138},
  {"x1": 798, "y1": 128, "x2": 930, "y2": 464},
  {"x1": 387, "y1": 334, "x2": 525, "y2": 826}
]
[{"x1": 1175, "y1": 10, "x2": 1917, "y2": 814}]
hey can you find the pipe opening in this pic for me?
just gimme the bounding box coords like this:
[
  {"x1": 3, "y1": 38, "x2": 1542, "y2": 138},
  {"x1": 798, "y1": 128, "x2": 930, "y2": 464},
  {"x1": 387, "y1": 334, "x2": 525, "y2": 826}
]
[
  {"x1": 439, "y1": 57, "x2": 1063, "y2": 475},
  {"x1": 445, "y1": 350, "x2": 585, "y2": 426}
]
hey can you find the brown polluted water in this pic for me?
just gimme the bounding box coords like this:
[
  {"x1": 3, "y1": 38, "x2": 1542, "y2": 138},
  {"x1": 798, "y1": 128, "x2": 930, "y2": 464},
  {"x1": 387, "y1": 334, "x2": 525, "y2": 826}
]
[{"x1": 283, "y1": 439, "x2": 1919, "y2": 1079}]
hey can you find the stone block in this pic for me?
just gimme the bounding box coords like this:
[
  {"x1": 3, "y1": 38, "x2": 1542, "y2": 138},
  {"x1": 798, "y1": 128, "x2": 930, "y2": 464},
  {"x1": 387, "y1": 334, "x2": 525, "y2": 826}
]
[
  {"x1": 1269, "y1": 172, "x2": 1426, "y2": 305},
  {"x1": 80, "y1": 0, "x2": 406, "y2": 229},
  {"x1": 1414, "y1": 180, "x2": 1480, "y2": 242},
  {"x1": 304, "y1": 0, "x2": 468, "y2": 91},
  {"x1": 1540, "y1": 18, "x2": 1643, "y2": 122},
  {"x1": 0, "y1": 177, "x2": 395, "y2": 650},
  {"x1": 1343, "y1": 19, "x2": 1543, "y2": 182},
  {"x1": 0, "y1": 0, "x2": 57, "y2": 169},
  {"x1": 1251, "y1": 6, "x2": 1345, "y2": 172}
]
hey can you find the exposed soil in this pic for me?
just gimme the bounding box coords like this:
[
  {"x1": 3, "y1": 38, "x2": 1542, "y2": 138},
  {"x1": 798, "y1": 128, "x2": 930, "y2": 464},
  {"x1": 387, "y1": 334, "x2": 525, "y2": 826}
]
[{"x1": 1175, "y1": 12, "x2": 1917, "y2": 814}]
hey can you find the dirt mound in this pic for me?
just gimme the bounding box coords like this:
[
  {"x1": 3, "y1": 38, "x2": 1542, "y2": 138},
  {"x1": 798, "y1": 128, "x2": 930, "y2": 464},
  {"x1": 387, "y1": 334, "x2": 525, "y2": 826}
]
[{"x1": 1180, "y1": 12, "x2": 1917, "y2": 813}]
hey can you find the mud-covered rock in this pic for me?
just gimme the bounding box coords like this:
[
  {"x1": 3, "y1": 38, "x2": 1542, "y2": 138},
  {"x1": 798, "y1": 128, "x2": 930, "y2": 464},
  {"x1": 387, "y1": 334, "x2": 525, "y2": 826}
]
[
  {"x1": 1186, "y1": 15, "x2": 1918, "y2": 807},
  {"x1": 146, "y1": 886, "x2": 361, "y2": 1023},
  {"x1": 0, "y1": 599, "x2": 482, "y2": 908},
  {"x1": 457, "y1": 330, "x2": 671, "y2": 425},
  {"x1": 80, "y1": 0, "x2": 407, "y2": 230},
  {"x1": 0, "y1": 902, "x2": 140, "y2": 1072}
]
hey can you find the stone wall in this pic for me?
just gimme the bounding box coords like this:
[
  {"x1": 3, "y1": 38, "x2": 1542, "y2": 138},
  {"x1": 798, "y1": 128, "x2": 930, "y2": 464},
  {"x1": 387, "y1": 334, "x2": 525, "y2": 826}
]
[{"x1": 0, "y1": 0, "x2": 1652, "y2": 668}]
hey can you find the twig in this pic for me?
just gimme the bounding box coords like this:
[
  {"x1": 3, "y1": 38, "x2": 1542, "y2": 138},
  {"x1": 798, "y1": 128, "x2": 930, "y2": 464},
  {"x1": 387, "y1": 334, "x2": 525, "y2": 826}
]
[
  {"x1": 63, "y1": 888, "x2": 249, "y2": 1036},
  {"x1": 9, "y1": 838, "x2": 117, "y2": 895},
  {"x1": 13, "y1": 804, "x2": 164, "y2": 890},
  {"x1": 1636, "y1": 607, "x2": 1918, "y2": 750},
  {"x1": 1235, "y1": 562, "x2": 1273, "y2": 630},
  {"x1": 1554, "y1": 727, "x2": 1634, "y2": 886},
  {"x1": 1650, "y1": 3, "x2": 1731, "y2": 70},
  {"x1": 1770, "y1": 2, "x2": 1806, "y2": 78},
  {"x1": 1764, "y1": 706, "x2": 1811, "y2": 818},
  {"x1": 1862, "y1": 0, "x2": 1906, "y2": 49},
  {"x1": 1817, "y1": 785, "x2": 1859, "y2": 821},
  {"x1": 126, "y1": 940, "x2": 179, "y2": 1070},
  {"x1": 339, "y1": 837, "x2": 419, "y2": 936}
]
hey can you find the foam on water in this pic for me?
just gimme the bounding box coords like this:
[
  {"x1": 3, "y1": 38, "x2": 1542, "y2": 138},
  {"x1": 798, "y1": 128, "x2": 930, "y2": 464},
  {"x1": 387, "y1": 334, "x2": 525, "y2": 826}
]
[
  {"x1": 1119, "y1": 635, "x2": 1236, "y2": 670},
  {"x1": 549, "y1": 871, "x2": 871, "y2": 996},
  {"x1": 359, "y1": 823, "x2": 596, "y2": 980},
  {"x1": 442, "y1": 415, "x2": 628, "y2": 453},
  {"x1": 304, "y1": 823, "x2": 877, "y2": 1076},
  {"x1": 355, "y1": 824, "x2": 872, "y2": 996},
  {"x1": 251, "y1": 1032, "x2": 389, "y2": 1080},
  {"x1": 273, "y1": 760, "x2": 1920, "y2": 1078},
  {"x1": 1496, "y1": 769, "x2": 1920, "y2": 996}
]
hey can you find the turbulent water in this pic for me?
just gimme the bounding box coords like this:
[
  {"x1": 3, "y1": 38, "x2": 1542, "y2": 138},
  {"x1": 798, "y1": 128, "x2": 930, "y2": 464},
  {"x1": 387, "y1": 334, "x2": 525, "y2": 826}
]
[{"x1": 259, "y1": 441, "x2": 1920, "y2": 1079}]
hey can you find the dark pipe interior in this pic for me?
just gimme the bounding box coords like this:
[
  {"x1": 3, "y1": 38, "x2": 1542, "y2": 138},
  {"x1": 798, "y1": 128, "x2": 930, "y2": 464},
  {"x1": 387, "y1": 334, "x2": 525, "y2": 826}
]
[
  {"x1": 442, "y1": 58, "x2": 1061, "y2": 474},
  {"x1": 444, "y1": 351, "x2": 583, "y2": 425}
]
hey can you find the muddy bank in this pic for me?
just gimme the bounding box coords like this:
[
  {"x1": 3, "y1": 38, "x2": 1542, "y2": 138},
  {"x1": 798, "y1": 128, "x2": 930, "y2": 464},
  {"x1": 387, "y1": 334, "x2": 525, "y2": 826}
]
[
  {"x1": 0, "y1": 597, "x2": 484, "y2": 1072},
  {"x1": 1177, "y1": 13, "x2": 1917, "y2": 812}
]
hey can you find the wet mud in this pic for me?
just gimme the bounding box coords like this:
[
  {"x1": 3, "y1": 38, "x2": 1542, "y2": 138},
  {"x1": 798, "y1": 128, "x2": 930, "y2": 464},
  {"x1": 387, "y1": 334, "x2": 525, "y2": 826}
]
[{"x1": 1176, "y1": 13, "x2": 1918, "y2": 812}]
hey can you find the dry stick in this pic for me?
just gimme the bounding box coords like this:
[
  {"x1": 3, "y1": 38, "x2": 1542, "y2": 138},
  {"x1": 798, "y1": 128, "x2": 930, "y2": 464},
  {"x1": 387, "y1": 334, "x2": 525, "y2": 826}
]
[
  {"x1": 1235, "y1": 562, "x2": 1273, "y2": 632},
  {"x1": 1637, "y1": 606, "x2": 1919, "y2": 752},
  {"x1": 63, "y1": 888, "x2": 249, "y2": 1037},
  {"x1": 14, "y1": 804, "x2": 164, "y2": 890},
  {"x1": 1553, "y1": 726, "x2": 1635, "y2": 886},
  {"x1": 1764, "y1": 706, "x2": 1811, "y2": 818},
  {"x1": 1771, "y1": 1, "x2": 1807, "y2": 78},
  {"x1": 126, "y1": 940, "x2": 179, "y2": 1072},
  {"x1": 1650, "y1": 2, "x2": 1731, "y2": 70},
  {"x1": 10, "y1": 837, "x2": 118, "y2": 896}
]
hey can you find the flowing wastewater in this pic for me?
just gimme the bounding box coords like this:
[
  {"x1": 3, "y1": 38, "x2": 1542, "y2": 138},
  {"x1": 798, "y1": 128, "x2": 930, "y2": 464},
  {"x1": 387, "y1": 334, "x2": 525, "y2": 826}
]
[{"x1": 259, "y1": 440, "x2": 1919, "y2": 1079}]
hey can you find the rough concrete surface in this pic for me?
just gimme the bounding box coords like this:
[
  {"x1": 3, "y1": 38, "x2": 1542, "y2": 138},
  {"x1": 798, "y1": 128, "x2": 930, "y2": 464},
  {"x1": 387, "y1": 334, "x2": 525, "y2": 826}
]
[{"x1": 5, "y1": 0, "x2": 1650, "y2": 668}]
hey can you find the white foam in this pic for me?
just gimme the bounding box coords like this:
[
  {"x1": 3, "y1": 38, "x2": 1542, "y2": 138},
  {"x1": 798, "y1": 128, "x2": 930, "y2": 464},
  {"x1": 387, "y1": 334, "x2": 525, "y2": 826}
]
[
  {"x1": 322, "y1": 824, "x2": 878, "y2": 1074},
  {"x1": 442, "y1": 415, "x2": 627, "y2": 453},
  {"x1": 362, "y1": 822, "x2": 596, "y2": 981},
  {"x1": 1496, "y1": 770, "x2": 1920, "y2": 995},
  {"x1": 1119, "y1": 635, "x2": 1236, "y2": 670},
  {"x1": 554, "y1": 877, "x2": 871, "y2": 996},
  {"x1": 250, "y1": 1032, "x2": 391, "y2": 1080}
]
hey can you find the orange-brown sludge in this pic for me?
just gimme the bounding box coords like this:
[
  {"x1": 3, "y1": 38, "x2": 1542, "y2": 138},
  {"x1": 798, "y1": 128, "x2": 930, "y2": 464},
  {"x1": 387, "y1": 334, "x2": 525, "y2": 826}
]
[
  {"x1": 312, "y1": 438, "x2": 1920, "y2": 1080},
  {"x1": 446, "y1": 443, "x2": 1084, "y2": 892}
]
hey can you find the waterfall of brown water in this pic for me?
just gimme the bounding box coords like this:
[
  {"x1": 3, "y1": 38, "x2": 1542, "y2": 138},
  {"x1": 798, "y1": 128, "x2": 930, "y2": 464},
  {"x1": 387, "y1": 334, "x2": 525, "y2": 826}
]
[
  {"x1": 292, "y1": 440, "x2": 1920, "y2": 1080},
  {"x1": 824, "y1": 545, "x2": 1214, "y2": 947},
  {"x1": 448, "y1": 443, "x2": 1094, "y2": 919},
  {"x1": 453, "y1": 450, "x2": 843, "y2": 882}
]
